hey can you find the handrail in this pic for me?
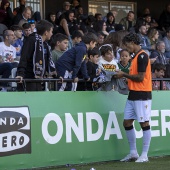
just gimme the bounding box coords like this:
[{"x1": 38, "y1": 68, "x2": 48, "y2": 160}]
[
  {"x1": 0, "y1": 78, "x2": 169, "y2": 82},
  {"x1": 0, "y1": 78, "x2": 169, "y2": 91}
]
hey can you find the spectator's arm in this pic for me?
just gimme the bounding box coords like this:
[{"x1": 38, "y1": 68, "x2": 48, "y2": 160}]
[{"x1": 60, "y1": 18, "x2": 70, "y2": 36}]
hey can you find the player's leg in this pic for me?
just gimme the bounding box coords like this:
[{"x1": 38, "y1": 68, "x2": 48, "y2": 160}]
[
  {"x1": 120, "y1": 100, "x2": 139, "y2": 162},
  {"x1": 134, "y1": 100, "x2": 152, "y2": 162}
]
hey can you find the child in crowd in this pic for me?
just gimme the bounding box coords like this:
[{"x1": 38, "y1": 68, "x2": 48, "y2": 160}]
[
  {"x1": 27, "y1": 19, "x2": 36, "y2": 33},
  {"x1": 98, "y1": 44, "x2": 119, "y2": 72},
  {"x1": 51, "y1": 33, "x2": 68, "y2": 64},
  {"x1": 56, "y1": 32, "x2": 98, "y2": 91},
  {"x1": 85, "y1": 47, "x2": 101, "y2": 91},
  {"x1": 118, "y1": 49, "x2": 131, "y2": 74},
  {"x1": 68, "y1": 30, "x2": 83, "y2": 49},
  {"x1": 10, "y1": 25, "x2": 23, "y2": 61},
  {"x1": 72, "y1": 30, "x2": 83, "y2": 45},
  {"x1": 22, "y1": 23, "x2": 32, "y2": 43}
]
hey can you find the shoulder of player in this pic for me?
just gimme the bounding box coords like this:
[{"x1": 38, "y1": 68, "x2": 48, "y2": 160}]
[{"x1": 138, "y1": 51, "x2": 148, "y2": 59}]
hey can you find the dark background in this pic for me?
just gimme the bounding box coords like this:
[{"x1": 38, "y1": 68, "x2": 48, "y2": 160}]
[{"x1": 45, "y1": 0, "x2": 170, "y2": 21}]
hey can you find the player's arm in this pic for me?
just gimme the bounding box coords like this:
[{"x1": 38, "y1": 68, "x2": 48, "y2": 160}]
[{"x1": 118, "y1": 71, "x2": 145, "y2": 82}]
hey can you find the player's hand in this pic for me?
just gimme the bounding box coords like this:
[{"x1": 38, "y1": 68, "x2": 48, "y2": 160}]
[{"x1": 114, "y1": 70, "x2": 124, "y2": 78}]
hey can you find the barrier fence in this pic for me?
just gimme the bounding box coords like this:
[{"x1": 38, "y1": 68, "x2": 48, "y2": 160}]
[
  {"x1": 0, "y1": 90, "x2": 170, "y2": 169},
  {"x1": 0, "y1": 77, "x2": 169, "y2": 91}
]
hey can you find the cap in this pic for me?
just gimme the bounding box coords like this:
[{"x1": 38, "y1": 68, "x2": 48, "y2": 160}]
[{"x1": 63, "y1": 1, "x2": 71, "y2": 6}]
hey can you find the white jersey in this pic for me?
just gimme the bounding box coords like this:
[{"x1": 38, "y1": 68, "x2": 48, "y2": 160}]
[
  {"x1": 0, "y1": 42, "x2": 16, "y2": 62},
  {"x1": 98, "y1": 57, "x2": 119, "y2": 72}
]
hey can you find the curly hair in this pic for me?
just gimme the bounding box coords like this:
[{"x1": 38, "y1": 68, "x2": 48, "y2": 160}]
[{"x1": 122, "y1": 33, "x2": 141, "y2": 45}]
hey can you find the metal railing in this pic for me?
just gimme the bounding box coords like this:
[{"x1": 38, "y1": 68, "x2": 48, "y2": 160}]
[{"x1": 0, "y1": 78, "x2": 169, "y2": 91}]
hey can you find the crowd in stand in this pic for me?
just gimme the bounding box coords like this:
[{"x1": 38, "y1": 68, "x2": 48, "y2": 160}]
[{"x1": 0, "y1": 0, "x2": 170, "y2": 92}]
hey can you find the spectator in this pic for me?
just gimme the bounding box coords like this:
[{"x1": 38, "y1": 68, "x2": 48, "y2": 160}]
[
  {"x1": 71, "y1": 0, "x2": 80, "y2": 15},
  {"x1": 51, "y1": 33, "x2": 68, "y2": 64},
  {"x1": 150, "y1": 41, "x2": 168, "y2": 67},
  {"x1": 47, "y1": 12, "x2": 58, "y2": 34},
  {"x1": 158, "y1": 3, "x2": 170, "y2": 31},
  {"x1": 57, "y1": 10, "x2": 78, "y2": 37},
  {"x1": 85, "y1": 47, "x2": 101, "y2": 91},
  {"x1": 22, "y1": 23, "x2": 31, "y2": 43},
  {"x1": 106, "y1": 12, "x2": 116, "y2": 33},
  {"x1": 27, "y1": 18, "x2": 36, "y2": 33},
  {"x1": 152, "y1": 63, "x2": 166, "y2": 90},
  {"x1": 163, "y1": 27, "x2": 170, "y2": 58},
  {"x1": 56, "y1": 32, "x2": 97, "y2": 91},
  {"x1": 13, "y1": 0, "x2": 26, "y2": 16},
  {"x1": 93, "y1": 20, "x2": 109, "y2": 37},
  {"x1": 103, "y1": 30, "x2": 129, "y2": 62},
  {"x1": 143, "y1": 14, "x2": 158, "y2": 28},
  {"x1": 119, "y1": 11, "x2": 136, "y2": 31},
  {"x1": 118, "y1": 49, "x2": 131, "y2": 74},
  {"x1": 94, "y1": 13, "x2": 103, "y2": 21},
  {"x1": 83, "y1": 15, "x2": 96, "y2": 33},
  {"x1": 147, "y1": 28, "x2": 159, "y2": 51},
  {"x1": 16, "y1": 20, "x2": 58, "y2": 91},
  {"x1": 69, "y1": 30, "x2": 83, "y2": 49},
  {"x1": 0, "y1": 29, "x2": 17, "y2": 66},
  {"x1": 137, "y1": 24, "x2": 152, "y2": 55},
  {"x1": 96, "y1": 31, "x2": 105, "y2": 48},
  {"x1": 13, "y1": 6, "x2": 32, "y2": 25},
  {"x1": 110, "y1": 7, "x2": 118, "y2": 23},
  {"x1": 0, "y1": 0, "x2": 14, "y2": 28},
  {"x1": 56, "y1": 1, "x2": 71, "y2": 20},
  {"x1": 76, "y1": 6, "x2": 87, "y2": 24},
  {"x1": 98, "y1": 44, "x2": 119, "y2": 72},
  {"x1": 0, "y1": 29, "x2": 16, "y2": 91},
  {"x1": 10, "y1": 25, "x2": 23, "y2": 61}
]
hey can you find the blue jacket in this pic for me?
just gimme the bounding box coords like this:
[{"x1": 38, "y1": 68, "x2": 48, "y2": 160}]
[{"x1": 56, "y1": 42, "x2": 89, "y2": 79}]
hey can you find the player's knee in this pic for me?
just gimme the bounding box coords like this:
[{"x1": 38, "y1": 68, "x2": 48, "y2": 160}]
[
  {"x1": 140, "y1": 121, "x2": 150, "y2": 128},
  {"x1": 123, "y1": 119, "x2": 133, "y2": 128}
]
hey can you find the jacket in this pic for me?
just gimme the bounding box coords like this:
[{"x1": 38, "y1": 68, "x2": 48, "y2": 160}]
[{"x1": 56, "y1": 42, "x2": 89, "y2": 79}]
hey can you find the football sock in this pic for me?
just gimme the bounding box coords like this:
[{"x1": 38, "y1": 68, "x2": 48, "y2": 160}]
[
  {"x1": 125, "y1": 125, "x2": 138, "y2": 155},
  {"x1": 141, "y1": 126, "x2": 151, "y2": 157}
]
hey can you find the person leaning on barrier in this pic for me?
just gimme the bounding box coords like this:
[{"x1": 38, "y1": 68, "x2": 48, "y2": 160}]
[{"x1": 16, "y1": 19, "x2": 62, "y2": 91}]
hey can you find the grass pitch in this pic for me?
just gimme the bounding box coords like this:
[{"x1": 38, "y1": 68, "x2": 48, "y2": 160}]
[{"x1": 45, "y1": 156, "x2": 170, "y2": 170}]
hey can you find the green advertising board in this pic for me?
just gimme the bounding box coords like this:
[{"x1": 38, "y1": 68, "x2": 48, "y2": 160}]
[{"x1": 0, "y1": 91, "x2": 170, "y2": 170}]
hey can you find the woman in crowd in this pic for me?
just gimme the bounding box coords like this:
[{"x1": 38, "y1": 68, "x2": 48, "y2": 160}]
[
  {"x1": 147, "y1": 28, "x2": 160, "y2": 51},
  {"x1": 0, "y1": 0, "x2": 14, "y2": 28},
  {"x1": 93, "y1": 20, "x2": 109, "y2": 37}
]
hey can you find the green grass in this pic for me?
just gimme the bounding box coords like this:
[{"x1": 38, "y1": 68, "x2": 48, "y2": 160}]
[{"x1": 38, "y1": 156, "x2": 170, "y2": 170}]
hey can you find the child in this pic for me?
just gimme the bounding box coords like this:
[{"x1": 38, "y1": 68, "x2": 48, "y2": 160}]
[
  {"x1": 118, "y1": 49, "x2": 131, "y2": 74},
  {"x1": 22, "y1": 23, "x2": 32, "y2": 43},
  {"x1": 10, "y1": 25, "x2": 23, "y2": 61},
  {"x1": 56, "y1": 32, "x2": 98, "y2": 91},
  {"x1": 71, "y1": 30, "x2": 83, "y2": 45},
  {"x1": 98, "y1": 44, "x2": 119, "y2": 72},
  {"x1": 82, "y1": 47, "x2": 101, "y2": 91},
  {"x1": 51, "y1": 33, "x2": 69, "y2": 64},
  {"x1": 16, "y1": 20, "x2": 57, "y2": 91}
]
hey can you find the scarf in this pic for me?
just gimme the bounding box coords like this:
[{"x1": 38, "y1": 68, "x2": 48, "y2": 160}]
[{"x1": 33, "y1": 33, "x2": 57, "y2": 78}]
